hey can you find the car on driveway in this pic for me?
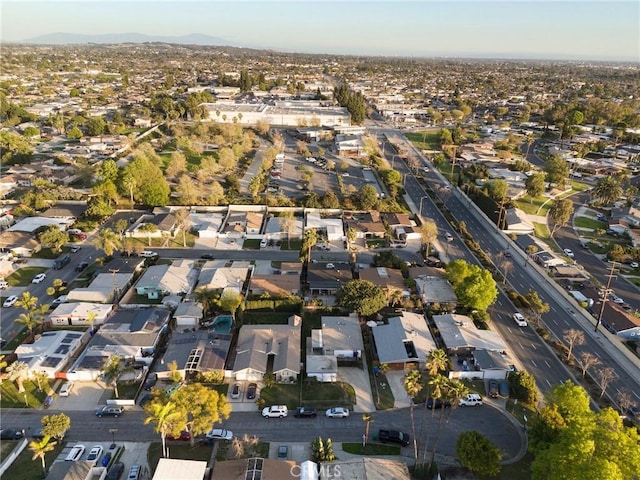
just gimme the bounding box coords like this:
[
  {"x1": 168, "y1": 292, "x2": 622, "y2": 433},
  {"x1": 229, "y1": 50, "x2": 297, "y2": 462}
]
[
  {"x1": 246, "y1": 383, "x2": 257, "y2": 400},
  {"x1": 59, "y1": 381, "x2": 74, "y2": 397},
  {"x1": 0, "y1": 428, "x2": 24, "y2": 440},
  {"x1": 32, "y1": 273, "x2": 46, "y2": 284},
  {"x1": 563, "y1": 248, "x2": 574, "y2": 258},
  {"x1": 206, "y1": 428, "x2": 233, "y2": 440},
  {"x1": 512, "y1": 312, "x2": 528, "y2": 327},
  {"x1": 278, "y1": 445, "x2": 288, "y2": 459},
  {"x1": 86, "y1": 445, "x2": 104, "y2": 465},
  {"x1": 262, "y1": 405, "x2": 288, "y2": 418},
  {"x1": 230, "y1": 383, "x2": 241, "y2": 399},
  {"x1": 488, "y1": 380, "x2": 499, "y2": 398},
  {"x1": 325, "y1": 407, "x2": 349, "y2": 418},
  {"x1": 294, "y1": 407, "x2": 317, "y2": 418},
  {"x1": 3, "y1": 295, "x2": 18, "y2": 308}
]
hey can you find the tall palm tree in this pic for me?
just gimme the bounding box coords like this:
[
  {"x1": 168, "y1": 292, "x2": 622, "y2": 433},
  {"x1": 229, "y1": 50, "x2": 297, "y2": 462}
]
[
  {"x1": 425, "y1": 349, "x2": 448, "y2": 377},
  {"x1": 429, "y1": 379, "x2": 468, "y2": 469},
  {"x1": 592, "y1": 176, "x2": 623, "y2": 206},
  {"x1": 299, "y1": 228, "x2": 317, "y2": 263},
  {"x1": 16, "y1": 311, "x2": 44, "y2": 337},
  {"x1": 93, "y1": 228, "x2": 122, "y2": 257},
  {"x1": 29, "y1": 437, "x2": 57, "y2": 474},
  {"x1": 362, "y1": 413, "x2": 373, "y2": 446},
  {"x1": 278, "y1": 211, "x2": 295, "y2": 249},
  {"x1": 16, "y1": 291, "x2": 39, "y2": 312},
  {"x1": 144, "y1": 401, "x2": 183, "y2": 458},
  {"x1": 403, "y1": 369, "x2": 423, "y2": 466},
  {"x1": 101, "y1": 354, "x2": 131, "y2": 398}
]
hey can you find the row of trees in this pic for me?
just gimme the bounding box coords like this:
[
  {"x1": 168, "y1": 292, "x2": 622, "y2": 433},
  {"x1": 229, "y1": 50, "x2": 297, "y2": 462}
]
[{"x1": 334, "y1": 82, "x2": 366, "y2": 124}]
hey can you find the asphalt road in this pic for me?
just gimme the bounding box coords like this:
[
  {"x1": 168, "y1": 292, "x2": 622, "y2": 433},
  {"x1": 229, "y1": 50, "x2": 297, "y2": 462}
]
[
  {"x1": 0, "y1": 405, "x2": 523, "y2": 461},
  {"x1": 381, "y1": 131, "x2": 640, "y2": 406}
]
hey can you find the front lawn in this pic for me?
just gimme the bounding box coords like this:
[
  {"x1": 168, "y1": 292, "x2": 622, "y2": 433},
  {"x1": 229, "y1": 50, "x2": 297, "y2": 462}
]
[
  {"x1": 259, "y1": 381, "x2": 356, "y2": 410},
  {"x1": 31, "y1": 248, "x2": 68, "y2": 259},
  {"x1": 342, "y1": 442, "x2": 401, "y2": 455},
  {"x1": 406, "y1": 129, "x2": 442, "y2": 151},
  {"x1": 533, "y1": 222, "x2": 550, "y2": 239},
  {"x1": 0, "y1": 379, "x2": 49, "y2": 408},
  {"x1": 514, "y1": 196, "x2": 549, "y2": 215},
  {"x1": 5, "y1": 267, "x2": 49, "y2": 286},
  {"x1": 2, "y1": 439, "x2": 65, "y2": 480},
  {"x1": 574, "y1": 216, "x2": 607, "y2": 230},
  {"x1": 243, "y1": 239, "x2": 261, "y2": 249}
]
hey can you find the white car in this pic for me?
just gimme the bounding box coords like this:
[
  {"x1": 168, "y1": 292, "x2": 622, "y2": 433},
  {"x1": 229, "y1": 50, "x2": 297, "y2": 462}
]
[
  {"x1": 630, "y1": 262, "x2": 639, "y2": 269},
  {"x1": 325, "y1": 407, "x2": 350, "y2": 418},
  {"x1": 65, "y1": 444, "x2": 86, "y2": 461},
  {"x1": 140, "y1": 251, "x2": 158, "y2": 258},
  {"x1": 611, "y1": 294, "x2": 625, "y2": 304},
  {"x1": 3, "y1": 295, "x2": 18, "y2": 308},
  {"x1": 563, "y1": 249, "x2": 574, "y2": 258},
  {"x1": 261, "y1": 405, "x2": 288, "y2": 418},
  {"x1": 206, "y1": 428, "x2": 233, "y2": 440},
  {"x1": 86, "y1": 445, "x2": 103, "y2": 465},
  {"x1": 59, "y1": 381, "x2": 74, "y2": 397},
  {"x1": 459, "y1": 394, "x2": 483, "y2": 407},
  {"x1": 512, "y1": 313, "x2": 528, "y2": 327},
  {"x1": 32, "y1": 273, "x2": 46, "y2": 284}
]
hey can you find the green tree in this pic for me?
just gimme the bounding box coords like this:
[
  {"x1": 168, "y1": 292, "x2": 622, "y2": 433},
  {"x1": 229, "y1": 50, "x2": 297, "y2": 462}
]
[
  {"x1": 525, "y1": 171, "x2": 546, "y2": 200},
  {"x1": 420, "y1": 221, "x2": 438, "y2": 257},
  {"x1": 101, "y1": 354, "x2": 130, "y2": 398},
  {"x1": 357, "y1": 184, "x2": 379, "y2": 210},
  {"x1": 139, "y1": 223, "x2": 158, "y2": 247},
  {"x1": 549, "y1": 198, "x2": 574, "y2": 235},
  {"x1": 119, "y1": 156, "x2": 170, "y2": 206},
  {"x1": 299, "y1": 228, "x2": 318, "y2": 263},
  {"x1": 525, "y1": 290, "x2": 550, "y2": 327},
  {"x1": 16, "y1": 310, "x2": 45, "y2": 337},
  {"x1": 37, "y1": 226, "x2": 69, "y2": 253},
  {"x1": 219, "y1": 289, "x2": 243, "y2": 319},
  {"x1": 16, "y1": 291, "x2": 39, "y2": 311},
  {"x1": 486, "y1": 179, "x2": 508, "y2": 202},
  {"x1": 93, "y1": 228, "x2": 122, "y2": 257},
  {"x1": 508, "y1": 370, "x2": 538, "y2": 405},
  {"x1": 87, "y1": 116, "x2": 106, "y2": 136},
  {"x1": 99, "y1": 159, "x2": 119, "y2": 182},
  {"x1": 29, "y1": 437, "x2": 57, "y2": 474},
  {"x1": 66, "y1": 126, "x2": 83, "y2": 140},
  {"x1": 403, "y1": 369, "x2": 423, "y2": 466},
  {"x1": 172, "y1": 383, "x2": 232, "y2": 446},
  {"x1": 41, "y1": 413, "x2": 71, "y2": 441},
  {"x1": 545, "y1": 155, "x2": 570, "y2": 187},
  {"x1": 447, "y1": 260, "x2": 497, "y2": 311},
  {"x1": 144, "y1": 401, "x2": 183, "y2": 458},
  {"x1": 457, "y1": 431, "x2": 503, "y2": 476},
  {"x1": 336, "y1": 280, "x2": 387, "y2": 316},
  {"x1": 592, "y1": 176, "x2": 623, "y2": 206}
]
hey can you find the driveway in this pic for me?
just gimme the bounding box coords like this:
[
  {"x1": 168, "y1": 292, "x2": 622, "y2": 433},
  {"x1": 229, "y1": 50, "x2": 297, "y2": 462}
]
[
  {"x1": 52, "y1": 381, "x2": 110, "y2": 411},
  {"x1": 386, "y1": 371, "x2": 411, "y2": 408},
  {"x1": 337, "y1": 365, "x2": 375, "y2": 413}
]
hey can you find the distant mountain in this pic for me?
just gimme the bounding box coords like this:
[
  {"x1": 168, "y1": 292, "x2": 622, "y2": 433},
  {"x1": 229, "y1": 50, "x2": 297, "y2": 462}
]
[{"x1": 19, "y1": 32, "x2": 237, "y2": 46}]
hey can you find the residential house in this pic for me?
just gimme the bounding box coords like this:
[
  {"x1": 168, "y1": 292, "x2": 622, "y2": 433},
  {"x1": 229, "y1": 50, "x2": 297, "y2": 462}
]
[
  {"x1": 135, "y1": 260, "x2": 196, "y2": 299},
  {"x1": 66, "y1": 272, "x2": 134, "y2": 304},
  {"x1": 307, "y1": 262, "x2": 353, "y2": 296},
  {"x1": 318, "y1": 314, "x2": 363, "y2": 362},
  {"x1": 263, "y1": 214, "x2": 303, "y2": 242},
  {"x1": 0, "y1": 230, "x2": 41, "y2": 257},
  {"x1": 432, "y1": 313, "x2": 506, "y2": 356},
  {"x1": 45, "y1": 461, "x2": 95, "y2": 480},
  {"x1": 212, "y1": 458, "x2": 297, "y2": 480},
  {"x1": 41, "y1": 201, "x2": 87, "y2": 220},
  {"x1": 371, "y1": 312, "x2": 437, "y2": 370},
  {"x1": 191, "y1": 212, "x2": 225, "y2": 238},
  {"x1": 248, "y1": 274, "x2": 301, "y2": 297},
  {"x1": 197, "y1": 264, "x2": 250, "y2": 292},
  {"x1": 48, "y1": 303, "x2": 113, "y2": 327},
  {"x1": 322, "y1": 458, "x2": 411, "y2": 480},
  {"x1": 414, "y1": 275, "x2": 458, "y2": 306},
  {"x1": 8, "y1": 216, "x2": 71, "y2": 234},
  {"x1": 306, "y1": 212, "x2": 344, "y2": 241},
  {"x1": 67, "y1": 308, "x2": 170, "y2": 381},
  {"x1": 233, "y1": 315, "x2": 301, "y2": 383},
  {"x1": 503, "y1": 208, "x2": 534, "y2": 235},
  {"x1": 343, "y1": 211, "x2": 386, "y2": 240},
  {"x1": 159, "y1": 329, "x2": 232, "y2": 380},
  {"x1": 358, "y1": 266, "x2": 407, "y2": 302},
  {"x1": 15, "y1": 330, "x2": 88, "y2": 379}
]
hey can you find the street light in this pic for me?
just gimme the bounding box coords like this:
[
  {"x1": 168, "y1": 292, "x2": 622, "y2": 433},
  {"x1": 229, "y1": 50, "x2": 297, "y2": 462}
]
[{"x1": 109, "y1": 428, "x2": 118, "y2": 449}]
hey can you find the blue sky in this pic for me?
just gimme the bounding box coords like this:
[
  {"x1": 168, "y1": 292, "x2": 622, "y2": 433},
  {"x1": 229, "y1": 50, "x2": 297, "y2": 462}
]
[{"x1": 2, "y1": 1, "x2": 638, "y2": 61}]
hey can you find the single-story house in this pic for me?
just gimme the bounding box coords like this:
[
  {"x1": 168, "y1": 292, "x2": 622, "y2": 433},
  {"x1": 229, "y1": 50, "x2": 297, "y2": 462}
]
[
  {"x1": 371, "y1": 312, "x2": 437, "y2": 370},
  {"x1": 319, "y1": 314, "x2": 363, "y2": 362},
  {"x1": 248, "y1": 274, "x2": 301, "y2": 297},
  {"x1": 432, "y1": 314, "x2": 506, "y2": 355},
  {"x1": 233, "y1": 315, "x2": 301, "y2": 383},
  {"x1": 503, "y1": 208, "x2": 534, "y2": 235},
  {"x1": 48, "y1": 303, "x2": 113, "y2": 327},
  {"x1": 45, "y1": 461, "x2": 94, "y2": 480},
  {"x1": 152, "y1": 459, "x2": 207, "y2": 480},
  {"x1": 415, "y1": 276, "x2": 458, "y2": 305},
  {"x1": 306, "y1": 212, "x2": 344, "y2": 241},
  {"x1": 358, "y1": 267, "x2": 408, "y2": 301},
  {"x1": 66, "y1": 272, "x2": 134, "y2": 304},
  {"x1": 8, "y1": 216, "x2": 71, "y2": 233},
  {"x1": 307, "y1": 263, "x2": 353, "y2": 296},
  {"x1": 263, "y1": 214, "x2": 303, "y2": 241},
  {"x1": 15, "y1": 330, "x2": 88, "y2": 379},
  {"x1": 322, "y1": 458, "x2": 411, "y2": 480},
  {"x1": 305, "y1": 354, "x2": 338, "y2": 382},
  {"x1": 197, "y1": 265, "x2": 250, "y2": 292},
  {"x1": 212, "y1": 458, "x2": 297, "y2": 480},
  {"x1": 135, "y1": 261, "x2": 196, "y2": 299},
  {"x1": 0, "y1": 230, "x2": 41, "y2": 256}
]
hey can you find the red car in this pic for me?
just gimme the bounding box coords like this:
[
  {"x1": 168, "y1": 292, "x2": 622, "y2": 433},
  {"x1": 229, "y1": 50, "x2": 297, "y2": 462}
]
[
  {"x1": 74, "y1": 233, "x2": 88, "y2": 240},
  {"x1": 167, "y1": 430, "x2": 190, "y2": 441}
]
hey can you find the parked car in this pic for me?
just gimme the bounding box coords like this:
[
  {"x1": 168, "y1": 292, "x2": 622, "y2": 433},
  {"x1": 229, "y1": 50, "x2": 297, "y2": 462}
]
[
  {"x1": 0, "y1": 428, "x2": 24, "y2": 440},
  {"x1": 294, "y1": 407, "x2": 317, "y2": 418},
  {"x1": 140, "y1": 251, "x2": 158, "y2": 258},
  {"x1": 96, "y1": 406, "x2": 124, "y2": 417},
  {"x1": 246, "y1": 383, "x2": 257, "y2": 400},
  {"x1": 101, "y1": 452, "x2": 112, "y2": 468},
  {"x1": 75, "y1": 262, "x2": 89, "y2": 272},
  {"x1": 138, "y1": 394, "x2": 153, "y2": 407},
  {"x1": 563, "y1": 248, "x2": 574, "y2": 258},
  {"x1": 51, "y1": 295, "x2": 68, "y2": 306},
  {"x1": 262, "y1": 405, "x2": 288, "y2": 418},
  {"x1": 70, "y1": 246, "x2": 81, "y2": 253},
  {"x1": 74, "y1": 233, "x2": 88, "y2": 240},
  {"x1": 32, "y1": 273, "x2": 46, "y2": 284},
  {"x1": 488, "y1": 380, "x2": 499, "y2": 398},
  {"x1": 459, "y1": 394, "x2": 483, "y2": 407},
  {"x1": 378, "y1": 429, "x2": 410, "y2": 446},
  {"x1": 200, "y1": 253, "x2": 215, "y2": 260},
  {"x1": 3, "y1": 295, "x2": 18, "y2": 308},
  {"x1": 206, "y1": 428, "x2": 233, "y2": 440},
  {"x1": 230, "y1": 383, "x2": 241, "y2": 399},
  {"x1": 0, "y1": 280, "x2": 8, "y2": 289},
  {"x1": 630, "y1": 262, "x2": 639, "y2": 269},
  {"x1": 105, "y1": 462, "x2": 125, "y2": 480},
  {"x1": 325, "y1": 407, "x2": 349, "y2": 418},
  {"x1": 278, "y1": 445, "x2": 288, "y2": 459},
  {"x1": 86, "y1": 445, "x2": 104, "y2": 465},
  {"x1": 143, "y1": 374, "x2": 157, "y2": 391},
  {"x1": 445, "y1": 232, "x2": 454, "y2": 242},
  {"x1": 512, "y1": 312, "x2": 528, "y2": 327},
  {"x1": 59, "y1": 381, "x2": 74, "y2": 397},
  {"x1": 427, "y1": 398, "x2": 451, "y2": 410},
  {"x1": 65, "y1": 444, "x2": 86, "y2": 461}
]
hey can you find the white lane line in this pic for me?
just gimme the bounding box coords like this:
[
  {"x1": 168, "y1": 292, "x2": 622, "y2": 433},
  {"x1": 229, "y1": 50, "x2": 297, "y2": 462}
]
[
  {"x1": 531, "y1": 360, "x2": 537, "y2": 368},
  {"x1": 544, "y1": 360, "x2": 552, "y2": 368}
]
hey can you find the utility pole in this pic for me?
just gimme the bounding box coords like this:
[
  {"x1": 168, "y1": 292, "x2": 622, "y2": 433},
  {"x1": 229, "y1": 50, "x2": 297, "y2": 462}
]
[
  {"x1": 595, "y1": 262, "x2": 617, "y2": 333},
  {"x1": 109, "y1": 269, "x2": 120, "y2": 306}
]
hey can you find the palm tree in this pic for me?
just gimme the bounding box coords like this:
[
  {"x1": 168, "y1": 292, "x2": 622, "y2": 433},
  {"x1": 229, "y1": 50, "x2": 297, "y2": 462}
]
[
  {"x1": 16, "y1": 291, "x2": 38, "y2": 312},
  {"x1": 193, "y1": 289, "x2": 216, "y2": 318},
  {"x1": 29, "y1": 437, "x2": 57, "y2": 474},
  {"x1": 144, "y1": 401, "x2": 183, "y2": 458},
  {"x1": 32, "y1": 371, "x2": 50, "y2": 393},
  {"x1": 592, "y1": 176, "x2": 623, "y2": 206},
  {"x1": 403, "y1": 369, "x2": 423, "y2": 466},
  {"x1": 362, "y1": 413, "x2": 373, "y2": 446},
  {"x1": 300, "y1": 228, "x2": 318, "y2": 263},
  {"x1": 16, "y1": 311, "x2": 44, "y2": 337},
  {"x1": 278, "y1": 211, "x2": 295, "y2": 249},
  {"x1": 425, "y1": 349, "x2": 448, "y2": 377},
  {"x1": 93, "y1": 228, "x2": 122, "y2": 257},
  {"x1": 174, "y1": 208, "x2": 190, "y2": 248},
  {"x1": 84, "y1": 311, "x2": 98, "y2": 332},
  {"x1": 101, "y1": 354, "x2": 131, "y2": 398},
  {"x1": 429, "y1": 379, "x2": 468, "y2": 469},
  {"x1": 6, "y1": 360, "x2": 29, "y2": 392}
]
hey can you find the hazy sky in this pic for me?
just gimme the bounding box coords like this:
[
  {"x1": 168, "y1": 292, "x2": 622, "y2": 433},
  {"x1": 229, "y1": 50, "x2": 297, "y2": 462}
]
[{"x1": 2, "y1": 1, "x2": 638, "y2": 61}]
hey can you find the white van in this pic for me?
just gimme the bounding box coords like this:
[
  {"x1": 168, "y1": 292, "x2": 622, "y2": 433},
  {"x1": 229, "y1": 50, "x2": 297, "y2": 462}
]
[{"x1": 459, "y1": 394, "x2": 483, "y2": 407}]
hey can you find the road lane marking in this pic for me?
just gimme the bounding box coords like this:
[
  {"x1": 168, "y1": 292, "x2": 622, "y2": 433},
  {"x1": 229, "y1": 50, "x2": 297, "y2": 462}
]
[
  {"x1": 531, "y1": 360, "x2": 537, "y2": 368},
  {"x1": 546, "y1": 379, "x2": 552, "y2": 387},
  {"x1": 531, "y1": 344, "x2": 536, "y2": 350},
  {"x1": 545, "y1": 360, "x2": 552, "y2": 368}
]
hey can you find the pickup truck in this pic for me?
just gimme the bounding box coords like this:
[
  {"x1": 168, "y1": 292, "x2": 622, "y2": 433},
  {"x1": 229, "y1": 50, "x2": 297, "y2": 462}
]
[{"x1": 377, "y1": 429, "x2": 410, "y2": 446}]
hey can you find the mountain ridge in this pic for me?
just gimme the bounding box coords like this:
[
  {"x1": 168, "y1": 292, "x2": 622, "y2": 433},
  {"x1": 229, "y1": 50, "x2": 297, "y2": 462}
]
[{"x1": 14, "y1": 32, "x2": 237, "y2": 46}]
